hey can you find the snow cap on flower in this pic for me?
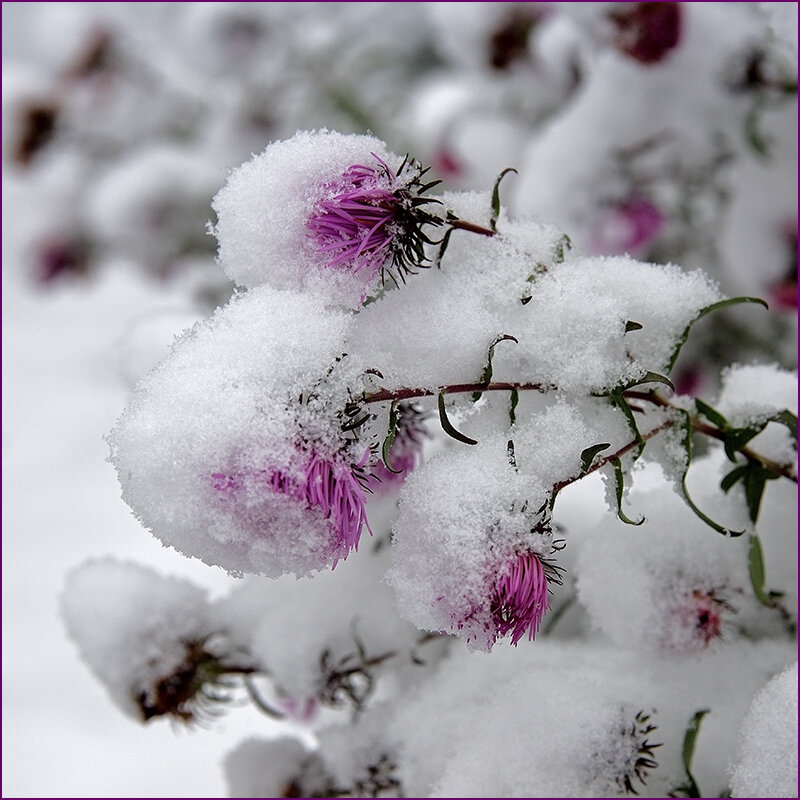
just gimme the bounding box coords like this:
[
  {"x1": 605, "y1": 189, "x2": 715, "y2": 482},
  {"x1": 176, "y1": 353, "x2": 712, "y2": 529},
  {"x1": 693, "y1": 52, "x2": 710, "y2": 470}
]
[
  {"x1": 224, "y1": 737, "x2": 336, "y2": 799},
  {"x1": 577, "y1": 458, "x2": 750, "y2": 653},
  {"x1": 387, "y1": 429, "x2": 564, "y2": 652},
  {"x1": 60, "y1": 558, "x2": 221, "y2": 722},
  {"x1": 729, "y1": 662, "x2": 798, "y2": 798},
  {"x1": 108, "y1": 285, "x2": 371, "y2": 577},
  {"x1": 212, "y1": 129, "x2": 443, "y2": 308},
  {"x1": 212, "y1": 546, "x2": 420, "y2": 704}
]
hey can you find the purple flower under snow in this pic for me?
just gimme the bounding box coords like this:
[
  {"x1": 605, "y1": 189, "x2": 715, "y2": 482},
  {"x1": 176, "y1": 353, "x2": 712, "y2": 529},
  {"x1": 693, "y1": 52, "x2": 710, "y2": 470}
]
[
  {"x1": 212, "y1": 448, "x2": 372, "y2": 568},
  {"x1": 307, "y1": 154, "x2": 443, "y2": 286},
  {"x1": 490, "y1": 551, "x2": 551, "y2": 645},
  {"x1": 369, "y1": 401, "x2": 429, "y2": 491},
  {"x1": 589, "y1": 197, "x2": 664, "y2": 257}
]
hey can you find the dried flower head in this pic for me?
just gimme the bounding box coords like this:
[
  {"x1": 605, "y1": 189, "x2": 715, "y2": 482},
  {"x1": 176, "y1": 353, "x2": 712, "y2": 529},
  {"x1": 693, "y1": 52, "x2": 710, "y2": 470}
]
[
  {"x1": 135, "y1": 635, "x2": 253, "y2": 725},
  {"x1": 588, "y1": 708, "x2": 662, "y2": 796}
]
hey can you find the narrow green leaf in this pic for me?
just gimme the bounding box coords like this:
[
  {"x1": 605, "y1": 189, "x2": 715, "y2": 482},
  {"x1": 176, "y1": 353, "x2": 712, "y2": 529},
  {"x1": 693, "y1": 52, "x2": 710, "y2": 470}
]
[
  {"x1": 490, "y1": 167, "x2": 518, "y2": 231},
  {"x1": 772, "y1": 409, "x2": 798, "y2": 444},
  {"x1": 673, "y1": 409, "x2": 746, "y2": 537},
  {"x1": 472, "y1": 334, "x2": 518, "y2": 401},
  {"x1": 748, "y1": 534, "x2": 773, "y2": 606},
  {"x1": 720, "y1": 465, "x2": 747, "y2": 493},
  {"x1": 553, "y1": 233, "x2": 573, "y2": 264},
  {"x1": 666, "y1": 297, "x2": 768, "y2": 374},
  {"x1": 676, "y1": 709, "x2": 710, "y2": 798},
  {"x1": 434, "y1": 226, "x2": 454, "y2": 269},
  {"x1": 745, "y1": 103, "x2": 771, "y2": 158},
  {"x1": 609, "y1": 388, "x2": 646, "y2": 461},
  {"x1": 742, "y1": 462, "x2": 779, "y2": 523},
  {"x1": 627, "y1": 371, "x2": 676, "y2": 392},
  {"x1": 580, "y1": 443, "x2": 611, "y2": 474},
  {"x1": 509, "y1": 386, "x2": 519, "y2": 427},
  {"x1": 625, "y1": 320, "x2": 644, "y2": 333},
  {"x1": 610, "y1": 457, "x2": 645, "y2": 526},
  {"x1": 724, "y1": 426, "x2": 764, "y2": 461},
  {"x1": 724, "y1": 409, "x2": 798, "y2": 462},
  {"x1": 695, "y1": 398, "x2": 729, "y2": 431},
  {"x1": 381, "y1": 400, "x2": 403, "y2": 474},
  {"x1": 438, "y1": 391, "x2": 477, "y2": 445},
  {"x1": 507, "y1": 439, "x2": 517, "y2": 469}
]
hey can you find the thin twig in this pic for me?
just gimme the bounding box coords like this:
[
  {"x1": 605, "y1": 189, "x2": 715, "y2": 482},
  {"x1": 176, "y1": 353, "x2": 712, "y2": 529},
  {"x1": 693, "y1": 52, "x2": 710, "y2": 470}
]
[{"x1": 448, "y1": 218, "x2": 497, "y2": 237}]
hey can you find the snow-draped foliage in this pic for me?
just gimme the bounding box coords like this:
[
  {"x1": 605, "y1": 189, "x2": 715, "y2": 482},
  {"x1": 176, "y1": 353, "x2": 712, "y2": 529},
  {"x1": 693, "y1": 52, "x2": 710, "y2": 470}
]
[
  {"x1": 61, "y1": 558, "x2": 214, "y2": 721},
  {"x1": 107, "y1": 285, "x2": 369, "y2": 577}
]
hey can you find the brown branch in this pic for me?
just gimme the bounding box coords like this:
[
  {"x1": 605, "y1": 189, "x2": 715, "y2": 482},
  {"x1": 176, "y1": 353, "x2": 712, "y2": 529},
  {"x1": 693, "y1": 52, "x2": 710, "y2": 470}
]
[
  {"x1": 625, "y1": 390, "x2": 798, "y2": 484},
  {"x1": 448, "y1": 218, "x2": 497, "y2": 237},
  {"x1": 363, "y1": 381, "x2": 549, "y2": 404},
  {"x1": 551, "y1": 419, "x2": 674, "y2": 495}
]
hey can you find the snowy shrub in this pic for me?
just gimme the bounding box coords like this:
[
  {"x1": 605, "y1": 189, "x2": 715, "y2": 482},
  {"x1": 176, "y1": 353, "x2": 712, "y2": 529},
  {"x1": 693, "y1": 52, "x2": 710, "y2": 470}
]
[{"x1": 38, "y1": 4, "x2": 797, "y2": 797}]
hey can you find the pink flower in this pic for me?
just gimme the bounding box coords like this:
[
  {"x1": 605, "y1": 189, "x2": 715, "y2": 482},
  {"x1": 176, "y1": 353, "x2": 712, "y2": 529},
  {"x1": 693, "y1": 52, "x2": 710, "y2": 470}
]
[
  {"x1": 667, "y1": 588, "x2": 734, "y2": 652},
  {"x1": 369, "y1": 402, "x2": 429, "y2": 491},
  {"x1": 589, "y1": 197, "x2": 664, "y2": 257},
  {"x1": 306, "y1": 154, "x2": 442, "y2": 286},
  {"x1": 212, "y1": 447, "x2": 372, "y2": 569},
  {"x1": 608, "y1": 2, "x2": 682, "y2": 66},
  {"x1": 445, "y1": 549, "x2": 561, "y2": 651},
  {"x1": 489, "y1": 551, "x2": 551, "y2": 645}
]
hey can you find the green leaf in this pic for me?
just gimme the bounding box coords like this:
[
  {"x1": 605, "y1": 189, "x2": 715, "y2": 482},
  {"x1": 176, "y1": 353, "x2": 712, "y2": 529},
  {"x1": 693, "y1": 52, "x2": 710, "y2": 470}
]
[
  {"x1": 723, "y1": 409, "x2": 798, "y2": 462},
  {"x1": 381, "y1": 400, "x2": 403, "y2": 474},
  {"x1": 773, "y1": 409, "x2": 798, "y2": 444},
  {"x1": 671, "y1": 709, "x2": 710, "y2": 798},
  {"x1": 742, "y1": 462, "x2": 779, "y2": 524},
  {"x1": 745, "y1": 103, "x2": 771, "y2": 158},
  {"x1": 434, "y1": 226, "x2": 454, "y2": 269},
  {"x1": 580, "y1": 443, "x2": 611, "y2": 474},
  {"x1": 624, "y1": 320, "x2": 643, "y2": 333},
  {"x1": 724, "y1": 426, "x2": 764, "y2": 462},
  {"x1": 610, "y1": 457, "x2": 645, "y2": 526},
  {"x1": 666, "y1": 297, "x2": 768, "y2": 374},
  {"x1": 507, "y1": 439, "x2": 517, "y2": 469},
  {"x1": 695, "y1": 398, "x2": 729, "y2": 431},
  {"x1": 490, "y1": 167, "x2": 518, "y2": 231},
  {"x1": 553, "y1": 233, "x2": 573, "y2": 264},
  {"x1": 438, "y1": 391, "x2": 477, "y2": 446},
  {"x1": 748, "y1": 534, "x2": 773, "y2": 606},
  {"x1": 673, "y1": 409, "x2": 746, "y2": 537},
  {"x1": 626, "y1": 371, "x2": 676, "y2": 392},
  {"x1": 609, "y1": 388, "x2": 646, "y2": 461},
  {"x1": 720, "y1": 465, "x2": 747, "y2": 493},
  {"x1": 509, "y1": 386, "x2": 519, "y2": 427},
  {"x1": 472, "y1": 334, "x2": 518, "y2": 401}
]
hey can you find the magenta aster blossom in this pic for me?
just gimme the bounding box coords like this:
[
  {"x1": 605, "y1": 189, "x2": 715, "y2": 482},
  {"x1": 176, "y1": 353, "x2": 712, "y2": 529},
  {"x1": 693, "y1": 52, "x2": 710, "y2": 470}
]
[
  {"x1": 444, "y1": 549, "x2": 561, "y2": 650},
  {"x1": 307, "y1": 154, "x2": 443, "y2": 286},
  {"x1": 589, "y1": 197, "x2": 664, "y2": 256},
  {"x1": 608, "y1": 2, "x2": 682, "y2": 65},
  {"x1": 212, "y1": 447, "x2": 372, "y2": 568},
  {"x1": 490, "y1": 551, "x2": 552, "y2": 645},
  {"x1": 672, "y1": 589, "x2": 734, "y2": 651}
]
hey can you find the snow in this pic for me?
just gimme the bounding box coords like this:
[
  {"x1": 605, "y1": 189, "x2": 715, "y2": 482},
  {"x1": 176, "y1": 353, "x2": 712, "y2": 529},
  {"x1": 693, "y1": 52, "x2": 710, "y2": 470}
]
[
  {"x1": 212, "y1": 129, "x2": 400, "y2": 307},
  {"x1": 2, "y1": 266, "x2": 273, "y2": 798},
  {"x1": 729, "y1": 661, "x2": 799, "y2": 798},
  {"x1": 107, "y1": 285, "x2": 364, "y2": 577},
  {"x1": 61, "y1": 558, "x2": 213, "y2": 720}
]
